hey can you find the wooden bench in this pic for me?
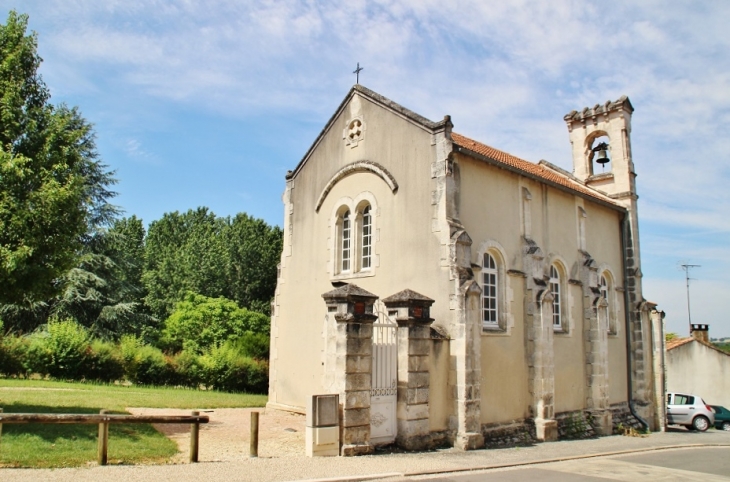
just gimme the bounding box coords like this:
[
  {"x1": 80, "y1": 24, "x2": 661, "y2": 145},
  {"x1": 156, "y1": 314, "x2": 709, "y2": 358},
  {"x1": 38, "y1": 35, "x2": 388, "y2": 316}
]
[{"x1": 0, "y1": 408, "x2": 209, "y2": 465}]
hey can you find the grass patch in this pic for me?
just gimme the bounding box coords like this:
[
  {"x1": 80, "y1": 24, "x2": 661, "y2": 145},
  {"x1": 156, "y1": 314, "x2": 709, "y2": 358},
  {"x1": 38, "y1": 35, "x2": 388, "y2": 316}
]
[{"x1": 0, "y1": 378, "x2": 267, "y2": 467}]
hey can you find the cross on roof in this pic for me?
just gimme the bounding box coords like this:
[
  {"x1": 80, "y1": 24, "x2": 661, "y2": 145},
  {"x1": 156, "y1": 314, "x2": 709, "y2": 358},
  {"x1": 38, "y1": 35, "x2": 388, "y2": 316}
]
[{"x1": 353, "y1": 62, "x2": 363, "y2": 84}]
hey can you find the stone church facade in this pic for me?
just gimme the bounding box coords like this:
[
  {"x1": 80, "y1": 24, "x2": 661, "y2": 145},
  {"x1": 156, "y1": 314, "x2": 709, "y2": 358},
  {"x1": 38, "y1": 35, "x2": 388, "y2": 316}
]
[{"x1": 267, "y1": 85, "x2": 662, "y2": 454}]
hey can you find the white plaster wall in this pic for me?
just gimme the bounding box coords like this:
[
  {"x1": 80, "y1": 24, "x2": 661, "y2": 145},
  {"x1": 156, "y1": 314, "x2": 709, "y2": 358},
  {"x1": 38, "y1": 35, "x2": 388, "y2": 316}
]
[
  {"x1": 457, "y1": 156, "x2": 530, "y2": 423},
  {"x1": 666, "y1": 342, "x2": 730, "y2": 407},
  {"x1": 457, "y1": 153, "x2": 630, "y2": 420},
  {"x1": 270, "y1": 92, "x2": 451, "y2": 418}
]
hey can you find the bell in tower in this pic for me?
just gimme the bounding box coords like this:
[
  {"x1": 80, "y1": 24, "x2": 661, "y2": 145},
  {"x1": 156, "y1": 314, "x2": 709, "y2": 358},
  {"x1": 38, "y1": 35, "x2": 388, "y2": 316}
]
[{"x1": 592, "y1": 141, "x2": 610, "y2": 169}]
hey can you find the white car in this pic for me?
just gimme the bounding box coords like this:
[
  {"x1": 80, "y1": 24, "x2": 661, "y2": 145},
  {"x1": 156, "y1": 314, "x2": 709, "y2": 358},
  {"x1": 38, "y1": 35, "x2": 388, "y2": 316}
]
[{"x1": 666, "y1": 392, "x2": 715, "y2": 432}]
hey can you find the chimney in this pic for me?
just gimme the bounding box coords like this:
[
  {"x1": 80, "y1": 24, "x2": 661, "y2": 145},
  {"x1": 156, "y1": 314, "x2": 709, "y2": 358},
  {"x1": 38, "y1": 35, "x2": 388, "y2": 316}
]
[{"x1": 690, "y1": 324, "x2": 709, "y2": 343}]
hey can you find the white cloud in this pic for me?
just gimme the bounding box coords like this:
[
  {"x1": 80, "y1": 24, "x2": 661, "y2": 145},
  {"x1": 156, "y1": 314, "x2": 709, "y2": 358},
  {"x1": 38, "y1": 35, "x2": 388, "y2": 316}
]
[{"x1": 4, "y1": 0, "x2": 729, "y2": 331}]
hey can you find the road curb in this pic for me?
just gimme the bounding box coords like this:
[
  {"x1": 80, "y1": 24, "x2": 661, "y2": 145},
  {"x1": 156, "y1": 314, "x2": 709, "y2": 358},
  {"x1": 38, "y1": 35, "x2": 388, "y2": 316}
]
[
  {"x1": 295, "y1": 443, "x2": 730, "y2": 482},
  {"x1": 403, "y1": 443, "x2": 730, "y2": 478}
]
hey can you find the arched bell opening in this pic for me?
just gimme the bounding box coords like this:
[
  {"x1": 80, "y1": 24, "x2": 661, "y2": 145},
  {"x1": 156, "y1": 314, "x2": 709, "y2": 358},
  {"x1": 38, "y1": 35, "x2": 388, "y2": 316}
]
[{"x1": 588, "y1": 134, "x2": 612, "y2": 174}]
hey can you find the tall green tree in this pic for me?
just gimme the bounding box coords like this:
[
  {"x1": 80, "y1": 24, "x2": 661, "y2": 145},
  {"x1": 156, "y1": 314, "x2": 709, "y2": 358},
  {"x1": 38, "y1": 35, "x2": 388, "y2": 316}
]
[
  {"x1": 227, "y1": 213, "x2": 283, "y2": 314},
  {"x1": 52, "y1": 216, "x2": 152, "y2": 339},
  {"x1": 0, "y1": 11, "x2": 117, "y2": 305},
  {"x1": 143, "y1": 208, "x2": 282, "y2": 321},
  {"x1": 143, "y1": 208, "x2": 228, "y2": 320}
]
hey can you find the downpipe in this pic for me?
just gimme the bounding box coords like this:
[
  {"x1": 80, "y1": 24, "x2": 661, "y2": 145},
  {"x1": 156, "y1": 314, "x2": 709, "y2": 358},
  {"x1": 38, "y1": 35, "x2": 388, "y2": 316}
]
[{"x1": 620, "y1": 215, "x2": 650, "y2": 431}]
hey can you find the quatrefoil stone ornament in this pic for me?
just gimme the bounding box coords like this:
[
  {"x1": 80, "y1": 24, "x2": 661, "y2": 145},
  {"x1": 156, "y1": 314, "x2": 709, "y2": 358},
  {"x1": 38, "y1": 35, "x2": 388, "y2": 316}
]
[{"x1": 343, "y1": 117, "x2": 365, "y2": 148}]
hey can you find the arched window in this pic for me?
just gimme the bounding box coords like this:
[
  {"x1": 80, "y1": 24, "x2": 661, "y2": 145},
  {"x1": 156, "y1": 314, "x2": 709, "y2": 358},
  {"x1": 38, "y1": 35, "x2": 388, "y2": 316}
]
[
  {"x1": 549, "y1": 265, "x2": 563, "y2": 330},
  {"x1": 331, "y1": 195, "x2": 378, "y2": 279},
  {"x1": 341, "y1": 209, "x2": 351, "y2": 273},
  {"x1": 482, "y1": 253, "x2": 498, "y2": 327},
  {"x1": 361, "y1": 205, "x2": 372, "y2": 270}
]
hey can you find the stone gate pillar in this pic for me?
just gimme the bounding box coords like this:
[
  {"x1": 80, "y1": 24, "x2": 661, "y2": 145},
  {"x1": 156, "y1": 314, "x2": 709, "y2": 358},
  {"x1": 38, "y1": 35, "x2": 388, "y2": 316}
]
[
  {"x1": 322, "y1": 284, "x2": 378, "y2": 456},
  {"x1": 383, "y1": 289, "x2": 435, "y2": 451}
]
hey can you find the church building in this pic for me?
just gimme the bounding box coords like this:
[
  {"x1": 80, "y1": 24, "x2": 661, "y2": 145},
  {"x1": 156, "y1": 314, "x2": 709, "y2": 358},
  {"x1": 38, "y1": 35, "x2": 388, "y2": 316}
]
[{"x1": 267, "y1": 85, "x2": 663, "y2": 455}]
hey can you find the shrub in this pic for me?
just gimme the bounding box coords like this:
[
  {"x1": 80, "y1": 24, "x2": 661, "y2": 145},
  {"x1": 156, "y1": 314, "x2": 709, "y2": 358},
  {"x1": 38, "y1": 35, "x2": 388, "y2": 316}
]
[
  {"x1": 199, "y1": 342, "x2": 268, "y2": 393},
  {"x1": 23, "y1": 332, "x2": 52, "y2": 377},
  {"x1": 160, "y1": 293, "x2": 270, "y2": 354},
  {"x1": 170, "y1": 349, "x2": 203, "y2": 388},
  {"x1": 120, "y1": 335, "x2": 172, "y2": 386},
  {"x1": 87, "y1": 340, "x2": 124, "y2": 383},
  {"x1": 43, "y1": 318, "x2": 92, "y2": 380},
  {"x1": 0, "y1": 334, "x2": 29, "y2": 377},
  {"x1": 230, "y1": 332, "x2": 270, "y2": 360}
]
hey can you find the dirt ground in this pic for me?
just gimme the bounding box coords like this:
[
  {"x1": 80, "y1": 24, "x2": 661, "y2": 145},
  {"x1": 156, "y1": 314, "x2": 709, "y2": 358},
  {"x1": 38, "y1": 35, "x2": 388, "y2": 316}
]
[{"x1": 126, "y1": 407, "x2": 307, "y2": 462}]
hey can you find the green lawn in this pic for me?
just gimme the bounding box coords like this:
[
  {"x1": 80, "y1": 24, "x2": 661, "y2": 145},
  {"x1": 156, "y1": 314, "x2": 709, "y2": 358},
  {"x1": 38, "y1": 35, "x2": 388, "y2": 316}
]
[{"x1": 0, "y1": 379, "x2": 267, "y2": 467}]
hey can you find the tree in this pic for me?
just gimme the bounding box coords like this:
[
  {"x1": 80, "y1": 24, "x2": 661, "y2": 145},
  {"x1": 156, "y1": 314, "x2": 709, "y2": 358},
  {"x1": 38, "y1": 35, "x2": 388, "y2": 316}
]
[
  {"x1": 0, "y1": 11, "x2": 117, "y2": 305},
  {"x1": 52, "y1": 216, "x2": 152, "y2": 339},
  {"x1": 226, "y1": 213, "x2": 283, "y2": 314},
  {"x1": 160, "y1": 292, "x2": 269, "y2": 354},
  {"x1": 143, "y1": 208, "x2": 282, "y2": 320},
  {"x1": 143, "y1": 208, "x2": 228, "y2": 320}
]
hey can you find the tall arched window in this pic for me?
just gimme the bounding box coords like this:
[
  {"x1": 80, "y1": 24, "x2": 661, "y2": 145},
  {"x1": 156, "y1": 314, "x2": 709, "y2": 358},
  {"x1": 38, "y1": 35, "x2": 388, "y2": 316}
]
[
  {"x1": 341, "y1": 209, "x2": 351, "y2": 272},
  {"x1": 549, "y1": 265, "x2": 562, "y2": 329},
  {"x1": 482, "y1": 253, "x2": 498, "y2": 327},
  {"x1": 361, "y1": 205, "x2": 372, "y2": 270}
]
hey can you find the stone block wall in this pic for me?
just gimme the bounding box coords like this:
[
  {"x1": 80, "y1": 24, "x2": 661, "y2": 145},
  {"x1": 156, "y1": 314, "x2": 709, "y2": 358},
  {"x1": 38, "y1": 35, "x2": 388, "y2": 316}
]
[
  {"x1": 610, "y1": 402, "x2": 645, "y2": 434},
  {"x1": 555, "y1": 410, "x2": 596, "y2": 440},
  {"x1": 481, "y1": 420, "x2": 537, "y2": 447}
]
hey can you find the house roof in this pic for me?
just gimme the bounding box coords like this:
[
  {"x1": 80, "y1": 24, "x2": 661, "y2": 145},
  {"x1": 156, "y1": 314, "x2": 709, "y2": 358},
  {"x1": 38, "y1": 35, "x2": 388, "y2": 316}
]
[
  {"x1": 289, "y1": 85, "x2": 626, "y2": 211},
  {"x1": 451, "y1": 132, "x2": 623, "y2": 210},
  {"x1": 666, "y1": 336, "x2": 730, "y2": 357},
  {"x1": 666, "y1": 337, "x2": 693, "y2": 350}
]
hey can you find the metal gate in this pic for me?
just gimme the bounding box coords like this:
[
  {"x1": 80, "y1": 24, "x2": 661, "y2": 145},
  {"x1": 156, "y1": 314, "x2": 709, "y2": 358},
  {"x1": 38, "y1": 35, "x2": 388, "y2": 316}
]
[{"x1": 370, "y1": 303, "x2": 397, "y2": 445}]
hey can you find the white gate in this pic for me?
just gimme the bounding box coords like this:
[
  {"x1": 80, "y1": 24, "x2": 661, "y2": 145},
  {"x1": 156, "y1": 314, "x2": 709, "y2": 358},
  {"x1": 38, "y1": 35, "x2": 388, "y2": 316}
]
[{"x1": 370, "y1": 303, "x2": 397, "y2": 445}]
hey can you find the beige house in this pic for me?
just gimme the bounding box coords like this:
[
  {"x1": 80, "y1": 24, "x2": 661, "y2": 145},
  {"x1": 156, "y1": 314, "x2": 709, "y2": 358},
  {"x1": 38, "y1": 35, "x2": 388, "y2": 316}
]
[
  {"x1": 666, "y1": 324, "x2": 730, "y2": 407},
  {"x1": 267, "y1": 85, "x2": 663, "y2": 454}
]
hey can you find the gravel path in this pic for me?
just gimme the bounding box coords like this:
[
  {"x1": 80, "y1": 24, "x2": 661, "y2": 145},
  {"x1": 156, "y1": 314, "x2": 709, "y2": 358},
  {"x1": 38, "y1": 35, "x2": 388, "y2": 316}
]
[{"x1": 2, "y1": 407, "x2": 729, "y2": 482}]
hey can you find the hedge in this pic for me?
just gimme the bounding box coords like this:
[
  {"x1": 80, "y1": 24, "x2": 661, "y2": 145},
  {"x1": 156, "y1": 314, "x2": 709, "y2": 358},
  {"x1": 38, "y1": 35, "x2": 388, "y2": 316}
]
[{"x1": 0, "y1": 319, "x2": 268, "y2": 393}]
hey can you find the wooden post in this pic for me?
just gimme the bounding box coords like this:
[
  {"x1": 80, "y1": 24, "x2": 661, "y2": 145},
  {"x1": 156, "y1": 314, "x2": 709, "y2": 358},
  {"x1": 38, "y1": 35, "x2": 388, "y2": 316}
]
[
  {"x1": 190, "y1": 411, "x2": 200, "y2": 463},
  {"x1": 97, "y1": 409, "x2": 110, "y2": 466},
  {"x1": 250, "y1": 411, "x2": 259, "y2": 458},
  {"x1": 1, "y1": 407, "x2": 4, "y2": 445}
]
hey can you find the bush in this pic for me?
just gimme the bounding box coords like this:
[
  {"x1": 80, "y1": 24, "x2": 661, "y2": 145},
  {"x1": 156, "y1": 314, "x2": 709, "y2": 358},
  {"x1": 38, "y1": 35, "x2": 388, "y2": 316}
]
[
  {"x1": 160, "y1": 293, "x2": 270, "y2": 354},
  {"x1": 0, "y1": 334, "x2": 29, "y2": 377},
  {"x1": 120, "y1": 335, "x2": 172, "y2": 386},
  {"x1": 44, "y1": 318, "x2": 92, "y2": 380},
  {"x1": 230, "y1": 332, "x2": 270, "y2": 360},
  {"x1": 199, "y1": 342, "x2": 268, "y2": 393},
  {"x1": 87, "y1": 340, "x2": 124, "y2": 383},
  {"x1": 23, "y1": 333, "x2": 52, "y2": 377},
  {"x1": 170, "y1": 350, "x2": 203, "y2": 388}
]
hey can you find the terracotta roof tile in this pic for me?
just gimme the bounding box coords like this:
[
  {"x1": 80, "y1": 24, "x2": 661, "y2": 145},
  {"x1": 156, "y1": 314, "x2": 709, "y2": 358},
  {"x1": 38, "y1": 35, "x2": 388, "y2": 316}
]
[
  {"x1": 451, "y1": 132, "x2": 620, "y2": 207},
  {"x1": 666, "y1": 337, "x2": 693, "y2": 350},
  {"x1": 666, "y1": 336, "x2": 730, "y2": 357}
]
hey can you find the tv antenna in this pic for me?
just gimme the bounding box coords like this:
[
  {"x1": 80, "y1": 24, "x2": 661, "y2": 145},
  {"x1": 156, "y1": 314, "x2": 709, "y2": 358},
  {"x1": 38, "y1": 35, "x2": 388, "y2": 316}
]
[{"x1": 680, "y1": 263, "x2": 700, "y2": 333}]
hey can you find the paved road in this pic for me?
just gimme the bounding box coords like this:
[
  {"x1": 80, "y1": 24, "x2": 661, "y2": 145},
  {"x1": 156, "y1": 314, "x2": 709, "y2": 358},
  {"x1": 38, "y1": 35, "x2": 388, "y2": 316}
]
[
  {"x1": 3, "y1": 430, "x2": 728, "y2": 482},
  {"x1": 406, "y1": 447, "x2": 730, "y2": 481}
]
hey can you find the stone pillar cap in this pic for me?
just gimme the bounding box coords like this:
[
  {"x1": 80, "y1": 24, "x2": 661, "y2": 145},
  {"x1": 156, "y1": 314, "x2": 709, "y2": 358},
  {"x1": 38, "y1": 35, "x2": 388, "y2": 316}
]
[
  {"x1": 322, "y1": 283, "x2": 378, "y2": 302},
  {"x1": 382, "y1": 289, "x2": 434, "y2": 306}
]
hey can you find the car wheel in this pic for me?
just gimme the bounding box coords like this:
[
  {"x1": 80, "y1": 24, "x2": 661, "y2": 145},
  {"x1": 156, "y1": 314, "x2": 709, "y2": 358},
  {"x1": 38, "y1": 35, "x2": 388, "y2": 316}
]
[
  {"x1": 723, "y1": 422, "x2": 730, "y2": 431},
  {"x1": 692, "y1": 416, "x2": 709, "y2": 432}
]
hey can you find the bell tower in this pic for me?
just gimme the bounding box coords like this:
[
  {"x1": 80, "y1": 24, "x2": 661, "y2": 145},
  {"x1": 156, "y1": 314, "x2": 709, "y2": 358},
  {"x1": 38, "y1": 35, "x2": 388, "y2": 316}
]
[
  {"x1": 565, "y1": 97, "x2": 656, "y2": 427},
  {"x1": 564, "y1": 96, "x2": 635, "y2": 198}
]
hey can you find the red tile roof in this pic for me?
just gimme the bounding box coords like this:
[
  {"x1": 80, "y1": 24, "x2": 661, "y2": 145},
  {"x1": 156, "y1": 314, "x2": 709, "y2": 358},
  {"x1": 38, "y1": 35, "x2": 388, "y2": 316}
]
[
  {"x1": 666, "y1": 337, "x2": 693, "y2": 350},
  {"x1": 666, "y1": 336, "x2": 730, "y2": 356},
  {"x1": 451, "y1": 132, "x2": 620, "y2": 207}
]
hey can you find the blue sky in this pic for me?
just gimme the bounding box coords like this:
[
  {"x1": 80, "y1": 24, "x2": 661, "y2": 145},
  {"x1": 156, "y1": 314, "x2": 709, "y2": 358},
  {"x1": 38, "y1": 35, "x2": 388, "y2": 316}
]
[{"x1": 3, "y1": 1, "x2": 729, "y2": 337}]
